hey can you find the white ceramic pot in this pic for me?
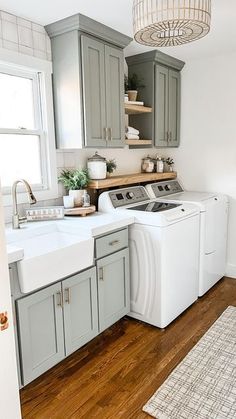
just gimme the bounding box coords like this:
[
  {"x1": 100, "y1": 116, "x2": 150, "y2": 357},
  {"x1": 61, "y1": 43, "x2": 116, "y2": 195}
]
[
  {"x1": 87, "y1": 151, "x2": 107, "y2": 180},
  {"x1": 69, "y1": 190, "x2": 84, "y2": 207}
]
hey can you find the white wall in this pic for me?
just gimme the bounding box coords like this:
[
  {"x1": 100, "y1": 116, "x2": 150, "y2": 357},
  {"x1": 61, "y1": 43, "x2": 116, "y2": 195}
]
[{"x1": 164, "y1": 52, "x2": 236, "y2": 278}]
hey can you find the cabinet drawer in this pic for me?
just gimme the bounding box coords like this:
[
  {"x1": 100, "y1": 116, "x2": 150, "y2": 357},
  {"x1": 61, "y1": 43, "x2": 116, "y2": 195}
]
[{"x1": 95, "y1": 229, "x2": 128, "y2": 259}]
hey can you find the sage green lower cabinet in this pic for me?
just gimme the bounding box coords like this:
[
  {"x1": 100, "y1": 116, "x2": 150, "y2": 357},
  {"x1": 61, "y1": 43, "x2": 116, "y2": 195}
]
[
  {"x1": 62, "y1": 268, "x2": 98, "y2": 356},
  {"x1": 14, "y1": 229, "x2": 130, "y2": 386},
  {"x1": 16, "y1": 282, "x2": 65, "y2": 386},
  {"x1": 16, "y1": 267, "x2": 98, "y2": 386},
  {"x1": 97, "y1": 248, "x2": 130, "y2": 332}
]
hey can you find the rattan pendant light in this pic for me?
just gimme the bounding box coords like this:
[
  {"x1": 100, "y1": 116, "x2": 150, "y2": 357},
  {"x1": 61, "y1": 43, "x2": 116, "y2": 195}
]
[{"x1": 133, "y1": 0, "x2": 211, "y2": 47}]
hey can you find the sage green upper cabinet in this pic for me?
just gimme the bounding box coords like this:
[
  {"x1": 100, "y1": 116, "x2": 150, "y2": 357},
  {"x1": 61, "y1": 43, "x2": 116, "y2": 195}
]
[
  {"x1": 126, "y1": 50, "x2": 185, "y2": 148},
  {"x1": 46, "y1": 14, "x2": 132, "y2": 149},
  {"x1": 81, "y1": 36, "x2": 124, "y2": 147},
  {"x1": 81, "y1": 36, "x2": 107, "y2": 147}
]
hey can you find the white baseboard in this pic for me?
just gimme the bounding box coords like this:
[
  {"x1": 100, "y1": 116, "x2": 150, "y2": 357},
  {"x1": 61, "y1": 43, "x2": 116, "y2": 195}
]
[{"x1": 226, "y1": 264, "x2": 236, "y2": 279}]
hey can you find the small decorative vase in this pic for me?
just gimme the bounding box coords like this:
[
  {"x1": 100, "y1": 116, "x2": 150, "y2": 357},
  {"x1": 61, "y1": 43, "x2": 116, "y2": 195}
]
[
  {"x1": 169, "y1": 166, "x2": 174, "y2": 172},
  {"x1": 106, "y1": 172, "x2": 112, "y2": 178},
  {"x1": 69, "y1": 190, "x2": 84, "y2": 207},
  {"x1": 127, "y1": 90, "x2": 138, "y2": 101}
]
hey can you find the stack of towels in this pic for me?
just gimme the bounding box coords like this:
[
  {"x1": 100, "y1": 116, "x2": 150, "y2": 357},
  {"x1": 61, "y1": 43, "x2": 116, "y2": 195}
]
[{"x1": 125, "y1": 126, "x2": 140, "y2": 140}]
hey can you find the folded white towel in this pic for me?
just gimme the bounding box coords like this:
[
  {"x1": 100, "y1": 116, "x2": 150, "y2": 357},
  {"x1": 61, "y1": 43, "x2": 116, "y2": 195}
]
[
  {"x1": 126, "y1": 126, "x2": 139, "y2": 136},
  {"x1": 126, "y1": 133, "x2": 140, "y2": 140}
]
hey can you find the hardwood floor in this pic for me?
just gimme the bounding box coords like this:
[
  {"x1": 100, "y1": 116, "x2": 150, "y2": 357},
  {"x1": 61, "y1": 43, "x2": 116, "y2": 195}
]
[{"x1": 20, "y1": 277, "x2": 236, "y2": 419}]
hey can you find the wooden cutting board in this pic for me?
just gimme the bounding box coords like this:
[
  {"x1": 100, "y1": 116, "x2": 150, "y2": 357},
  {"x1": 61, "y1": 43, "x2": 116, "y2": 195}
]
[{"x1": 64, "y1": 205, "x2": 96, "y2": 217}]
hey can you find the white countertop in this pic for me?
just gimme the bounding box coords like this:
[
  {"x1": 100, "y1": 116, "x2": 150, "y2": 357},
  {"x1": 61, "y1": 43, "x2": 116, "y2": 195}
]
[
  {"x1": 5, "y1": 212, "x2": 134, "y2": 264},
  {"x1": 7, "y1": 245, "x2": 24, "y2": 264}
]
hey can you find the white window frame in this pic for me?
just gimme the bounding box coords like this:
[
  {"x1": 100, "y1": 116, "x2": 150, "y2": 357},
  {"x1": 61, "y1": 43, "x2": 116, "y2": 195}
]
[{"x1": 0, "y1": 47, "x2": 58, "y2": 207}]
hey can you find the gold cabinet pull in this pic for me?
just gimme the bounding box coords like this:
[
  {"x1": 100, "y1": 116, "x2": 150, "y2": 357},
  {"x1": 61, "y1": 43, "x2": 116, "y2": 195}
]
[
  {"x1": 56, "y1": 291, "x2": 63, "y2": 307},
  {"x1": 104, "y1": 127, "x2": 109, "y2": 141},
  {"x1": 99, "y1": 267, "x2": 104, "y2": 281},
  {"x1": 109, "y1": 127, "x2": 113, "y2": 141},
  {"x1": 65, "y1": 288, "x2": 71, "y2": 304}
]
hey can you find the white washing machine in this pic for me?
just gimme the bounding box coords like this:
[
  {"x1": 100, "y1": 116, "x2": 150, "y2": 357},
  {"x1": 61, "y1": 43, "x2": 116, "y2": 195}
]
[
  {"x1": 99, "y1": 186, "x2": 200, "y2": 328},
  {"x1": 146, "y1": 180, "x2": 229, "y2": 297}
]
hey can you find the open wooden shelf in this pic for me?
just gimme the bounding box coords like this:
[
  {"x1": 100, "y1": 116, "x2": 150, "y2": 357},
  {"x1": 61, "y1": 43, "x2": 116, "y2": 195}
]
[
  {"x1": 125, "y1": 103, "x2": 152, "y2": 115},
  {"x1": 125, "y1": 139, "x2": 152, "y2": 146},
  {"x1": 88, "y1": 171, "x2": 177, "y2": 190}
]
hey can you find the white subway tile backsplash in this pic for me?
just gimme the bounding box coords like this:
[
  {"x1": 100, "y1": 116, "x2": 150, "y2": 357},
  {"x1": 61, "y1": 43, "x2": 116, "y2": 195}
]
[
  {"x1": 2, "y1": 20, "x2": 18, "y2": 43},
  {"x1": 33, "y1": 30, "x2": 46, "y2": 52},
  {"x1": 64, "y1": 152, "x2": 76, "y2": 168},
  {"x1": 46, "y1": 36, "x2": 51, "y2": 54},
  {"x1": 0, "y1": 9, "x2": 52, "y2": 62},
  {"x1": 16, "y1": 17, "x2": 32, "y2": 29},
  {"x1": 3, "y1": 39, "x2": 18, "y2": 51},
  {"x1": 34, "y1": 49, "x2": 47, "y2": 60},
  {"x1": 56, "y1": 151, "x2": 65, "y2": 168},
  {"x1": 19, "y1": 45, "x2": 34, "y2": 56},
  {"x1": 32, "y1": 22, "x2": 45, "y2": 34},
  {"x1": 1, "y1": 11, "x2": 17, "y2": 23},
  {"x1": 47, "y1": 51, "x2": 52, "y2": 61},
  {"x1": 18, "y1": 25, "x2": 33, "y2": 47}
]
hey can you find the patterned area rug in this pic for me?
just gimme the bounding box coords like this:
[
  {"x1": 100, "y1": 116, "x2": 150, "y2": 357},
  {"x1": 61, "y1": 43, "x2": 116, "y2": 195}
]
[{"x1": 143, "y1": 306, "x2": 236, "y2": 419}]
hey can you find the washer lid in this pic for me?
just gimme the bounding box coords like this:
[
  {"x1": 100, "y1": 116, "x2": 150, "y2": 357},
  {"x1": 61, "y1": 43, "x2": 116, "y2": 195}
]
[{"x1": 127, "y1": 201, "x2": 181, "y2": 212}]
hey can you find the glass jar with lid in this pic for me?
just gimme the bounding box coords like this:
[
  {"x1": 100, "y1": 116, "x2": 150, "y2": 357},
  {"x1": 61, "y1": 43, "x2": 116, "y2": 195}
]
[
  {"x1": 141, "y1": 156, "x2": 154, "y2": 173},
  {"x1": 87, "y1": 151, "x2": 107, "y2": 179}
]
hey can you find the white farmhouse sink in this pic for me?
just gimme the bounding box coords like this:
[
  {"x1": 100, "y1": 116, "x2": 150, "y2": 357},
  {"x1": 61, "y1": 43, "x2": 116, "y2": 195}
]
[{"x1": 6, "y1": 223, "x2": 94, "y2": 294}]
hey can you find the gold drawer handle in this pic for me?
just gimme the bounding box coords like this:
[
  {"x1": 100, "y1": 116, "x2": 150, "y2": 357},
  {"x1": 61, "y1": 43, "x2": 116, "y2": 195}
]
[{"x1": 109, "y1": 240, "x2": 119, "y2": 246}]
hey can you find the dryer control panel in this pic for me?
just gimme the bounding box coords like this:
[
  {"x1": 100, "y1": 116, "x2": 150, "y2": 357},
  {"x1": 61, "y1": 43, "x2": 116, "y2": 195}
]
[
  {"x1": 149, "y1": 180, "x2": 183, "y2": 198},
  {"x1": 109, "y1": 187, "x2": 150, "y2": 208}
]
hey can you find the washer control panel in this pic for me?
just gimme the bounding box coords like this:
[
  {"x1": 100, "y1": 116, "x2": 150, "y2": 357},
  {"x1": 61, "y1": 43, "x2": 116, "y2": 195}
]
[
  {"x1": 150, "y1": 181, "x2": 183, "y2": 198},
  {"x1": 109, "y1": 187, "x2": 150, "y2": 208}
]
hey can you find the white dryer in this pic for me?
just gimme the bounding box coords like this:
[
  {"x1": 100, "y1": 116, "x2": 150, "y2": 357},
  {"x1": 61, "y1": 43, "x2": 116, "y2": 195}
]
[
  {"x1": 146, "y1": 180, "x2": 229, "y2": 297},
  {"x1": 99, "y1": 186, "x2": 200, "y2": 328}
]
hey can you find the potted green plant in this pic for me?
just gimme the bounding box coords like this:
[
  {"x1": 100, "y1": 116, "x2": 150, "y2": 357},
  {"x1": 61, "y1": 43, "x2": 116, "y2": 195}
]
[
  {"x1": 106, "y1": 159, "x2": 117, "y2": 177},
  {"x1": 58, "y1": 169, "x2": 90, "y2": 207},
  {"x1": 125, "y1": 73, "x2": 145, "y2": 102},
  {"x1": 165, "y1": 158, "x2": 174, "y2": 172}
]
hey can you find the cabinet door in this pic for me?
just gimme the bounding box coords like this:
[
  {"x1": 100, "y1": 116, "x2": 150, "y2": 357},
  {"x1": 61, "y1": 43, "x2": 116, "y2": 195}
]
[
  {"x1": 81, "y1": 35, "x2": 107, "y2": 147},
  {"x1": 16, "y1": 283, "x2": 65, "y2": 386},
  {"x1": 62, "y1": 267, "x2": 98, "y2": 356},
  {"x1": 105, "y1": 45, "x2": 125, "y2": 147},
  {"x1": 155, "y1": 64, "x2": 169, "y2": 147},
  {"x1": 168, "y1": 69, "x2": 180, "y2": 147},
  {"x1": 97, "y1": 249, "x2": 130, "y2": 333}
]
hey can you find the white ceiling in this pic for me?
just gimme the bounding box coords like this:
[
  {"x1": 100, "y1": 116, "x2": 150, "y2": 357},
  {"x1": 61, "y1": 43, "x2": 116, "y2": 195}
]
[{"x1": 1, "y1": 0, "x2": 236, "y2": 61}]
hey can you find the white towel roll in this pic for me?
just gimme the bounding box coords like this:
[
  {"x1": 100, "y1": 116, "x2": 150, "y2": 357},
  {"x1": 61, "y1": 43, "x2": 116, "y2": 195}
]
[
  {"x1": 126, "y1": 126, "x2": 140, "y2": 136},
  {"x1": 125, "y1": 133, "x2": 140, "y2": 140}
]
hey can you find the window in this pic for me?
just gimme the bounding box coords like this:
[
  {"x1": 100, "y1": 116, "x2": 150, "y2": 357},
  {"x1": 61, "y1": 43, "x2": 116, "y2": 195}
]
[{"x1": 0, "y1": 52, "x2": 57, "y2": 205}]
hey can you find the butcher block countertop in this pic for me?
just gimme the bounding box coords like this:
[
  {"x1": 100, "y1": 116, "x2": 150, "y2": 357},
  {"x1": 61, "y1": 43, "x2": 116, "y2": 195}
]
[{"x1": 88, "y1": 171, "x2": 177, "y2": 189}]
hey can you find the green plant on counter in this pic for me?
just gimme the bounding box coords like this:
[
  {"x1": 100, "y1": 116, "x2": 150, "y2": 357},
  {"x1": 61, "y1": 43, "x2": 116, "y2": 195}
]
[
  {"x1": 58, "y1": 169, "x2": 90, "y2": 190},
  {"x1": 165, "y1": 158, "x2": 174, "y2": 167},
  {"x1": 106, "y1": 159, "x2": 117, "y2": 174},
  {"x1": 125, "y1": 73, "x2": 145, "y2": 91}
]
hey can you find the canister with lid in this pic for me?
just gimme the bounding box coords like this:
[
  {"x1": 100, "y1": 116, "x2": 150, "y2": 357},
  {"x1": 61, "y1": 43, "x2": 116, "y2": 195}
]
[
  {"x1": 141, "y1": 156, "x2": 154, "y2": 173},
  {"x1": 87, "y1": 152, "x2": 107, "y2": 179}
]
